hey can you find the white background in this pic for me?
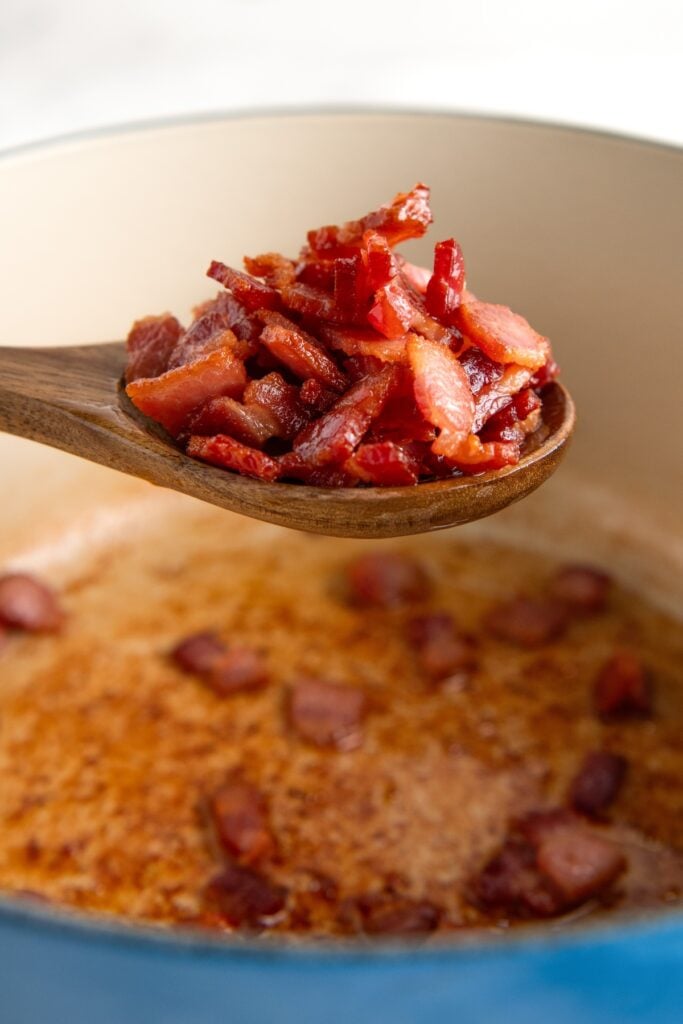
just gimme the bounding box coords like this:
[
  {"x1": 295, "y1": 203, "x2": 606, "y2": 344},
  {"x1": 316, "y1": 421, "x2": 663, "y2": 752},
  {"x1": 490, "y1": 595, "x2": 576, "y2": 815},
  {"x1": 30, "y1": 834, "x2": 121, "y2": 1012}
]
[{"x1": 1, "y1": 0, "x2": 682, "y2": 151}]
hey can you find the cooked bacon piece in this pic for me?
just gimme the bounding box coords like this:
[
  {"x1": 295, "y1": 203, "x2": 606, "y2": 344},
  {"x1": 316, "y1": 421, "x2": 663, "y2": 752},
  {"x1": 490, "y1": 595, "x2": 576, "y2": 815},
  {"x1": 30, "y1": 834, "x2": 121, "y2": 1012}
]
[
  {"x1": 425, "y1": 239, "x2": 465, "y2": 325},
  {"x1": 295, "y1": 258, "x2": 336, "y2": 291},
  {"x1": 208, "y1": 647, "x2": 269, "y2": 696},
  {"x1": 548, "y1": 565, "x2": 611, "y2": 615},
  {"x1": 204, "y1": 865, "x2": 287, "y2": 927},
  {"x1": 357, "y1": 894, "x2": 441, "y2": 936},
  {"x1": 444, "y1": 434, "x2": 521, "y2": 473},
  {"x1": 459, "y1": 346, "x2": 505, "y2": 396},
  {"x1": 473, "y1": 836, "x2": 564, "y2": 917},
  {"x1": 126, "y1": 348, "x2": 247, "y2": 437},
  {"x1": 259, "y1": 312, "x2": 347, "y2": 391},
  {"x1": 345, "y1": 441, "x2": 420, "y2": 486},
  {"x1": 471, "y1": 365, "x2": 535, "y2": 433},
  {"x1": 530, "y1": 357, "x2": 560, "y2": 388},
  {"x1": 307, "y1": 183, "x2": 432, "y2": 257},
  {"x1": 278, "y1": 454, "x2": 358, "y2": 487},
  {"x1": 594, "y1": 652, "x2": 652, "y2": 719},
  {"x1": 333, "y1": 253, "x2": 371, "y2": 323},
  {"x1": 280, "y1": 282, "x2": 339, "y2": 321},
  {"x1": 207, "y1": 260, "x2": 281, "y2": 313},
  {"x1": 535, "y1": 826, "x2": 625, "y2": 905},
  {"x1": 293, "y1": 365, "x2": 400, "y2": 467},
  {"x1": 244, "y1": 373, "x2": 309, "y2": 439},
  {"x1": 368, "y1": 278, "x2": 448, "y2": 343},
  {"x1": 288, "y1": 678, "x2": 366, "y2": 749},
  {"x1": 407, "y1": 613, "x2": 476, "y2": 681},
  {"x1": 346, "y1": 551, "x2": 429, "y2": 608},
  {"x1": 569, "y1": 752, "x2": 628, "y2": 818},
  {"x1": 0, "y1": 573, "x2": 64, "y2": 633},
  {"x1": 243, "y1": 252, "x2": 296, "y2": 289},
  {"x1": 458, "y1": 298, "x2": 549, "y2": 370},
  {"x1": 361, "y1": 230, "x2": 398, "y2": 291},
  {"x1": 478, "y1": 388, "x2": 541, "y2": 444},
  {"x1": 190, "y1": 291, "x2": 262, "y2": 347},
  {"x1": 208, "y1": 779, "x2": 274, "y2": 864},
  {"x1": 320, "y1": 324, "x2": 410, "y2": 364},
  {"x1": 0, "y1": 623, "x2": 7, "y2": 652},
  {"x1": 186, "y1": 435, "x2": 281, "y2": 482},
  {"x1": 125, "y1": 314, "x2": 183, "y2": 383},
  {"x1": 187, "y1": 397, "x2": 279, "y2": 448},
  {"x1": 485, "y1": 596, "x2": 567, "y2": 647},
  {"x1": 370, "y1": 375, "x2": 437, "y2": 444},
  {"x1": 408, "y1": 335, "x2": 475, "y2": 457},
  {"x1": 298, "y1": 378, "x2": 337, "y2": 414},
  {"x1": 171, "y1": 631, "x2": 226, "y2": 675}
]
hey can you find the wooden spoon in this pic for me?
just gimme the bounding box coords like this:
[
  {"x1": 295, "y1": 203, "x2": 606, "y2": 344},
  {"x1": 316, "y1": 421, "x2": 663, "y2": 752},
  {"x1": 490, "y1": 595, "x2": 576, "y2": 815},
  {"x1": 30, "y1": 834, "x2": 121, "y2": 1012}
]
[{"x1": 0, "y1": 342, "x2": 574, "y2": 539}]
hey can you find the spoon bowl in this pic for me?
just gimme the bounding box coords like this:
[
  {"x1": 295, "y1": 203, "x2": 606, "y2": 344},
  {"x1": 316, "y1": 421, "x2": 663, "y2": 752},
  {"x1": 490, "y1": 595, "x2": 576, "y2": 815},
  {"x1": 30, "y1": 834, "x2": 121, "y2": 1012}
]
[{"x1": 0, "y1": 341, "x2": 574, "y2": 538}]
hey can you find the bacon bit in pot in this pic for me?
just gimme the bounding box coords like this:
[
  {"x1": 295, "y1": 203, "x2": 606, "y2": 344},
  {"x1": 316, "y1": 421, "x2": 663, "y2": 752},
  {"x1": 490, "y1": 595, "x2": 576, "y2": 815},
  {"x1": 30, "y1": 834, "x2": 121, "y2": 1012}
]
[
  {"x1": 187, "y1": 397, "x2": 280, "y2": 448},
  {"x1": 288, "y1": 678, "x2": 366, "y2": 749},
  {"x1": 485, "y1": 597, "x2": 567, "y2": 647},
  {"x1": 126, "y1": 348, "x2": 247, "y2": 437},
  {"x1": 548, "y1": 565, "x2": 612, "y2": 615},
  {"x1": 207, "y1": 647, "x2": 269, "y2": 696},
  {"x1": 569, "y1": 751, "x2": 628, "y2": 818},
  {"x1": 208, "y1": 780, "x2": 274, "y2": 864},
  {"x1": 407, "y1": 613, "x2": 477, "y2": 682},
  {"x1": 204, "y1": 865, "x2": 287, "y2": 927},
  {"x1": 0, "y1": 574, "x2": 64, "y2": 633},
  {"x1": 357, "y1": 893, "x2": 441, "y2": 935},
  {"x1": 473, "y1": 836, "x2": 564, "y2": 918},
  {"x1": 535, "y1": 827, "x2": 625, "y2": 905},
  {"x1": 125, "y1": 314, "x2": 183, "y2": 383},
  {"x1": 346, "y1": 551, "x2": 429, "y2": 608},
  {"x1": 186, "y1": 435, "x2": 281, "y2": 482},
  {"x1": 594, "y1": 652, "x2": 652, "y2": 719},
  {"x1": 171, "y1": 631, "x2": 226, "y2": 675}
]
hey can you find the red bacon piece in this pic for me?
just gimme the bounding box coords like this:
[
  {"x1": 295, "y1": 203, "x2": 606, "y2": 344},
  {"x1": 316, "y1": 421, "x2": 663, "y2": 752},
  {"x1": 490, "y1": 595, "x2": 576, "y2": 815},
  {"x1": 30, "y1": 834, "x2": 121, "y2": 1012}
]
[
  {"x1": 186, "y1": 435, "x2": 281, "y2": 482},
  {"x1": 244, "y1": 373, "x2": 309, "y2": 439},
  {"x1": 345, "y1": 441, "x2": 420, "y2": 486},
  {"x1": 458, "y1": 298, "x2": 549, "y2": 370},
  {"x1": 473, "y1": 836, "x2": 564, "y2": 918},
  {"x1": 208, "y1": 647, "x2": 269, "y2": 696},
  {"x1": 126, "y1": 348, "x2": 247, "y2": 437},
  {"x1": 288, "y1": 677, "x2": 366, "y2": 749},
  {"x1": 207, "y1": 260, "x2": 281, "y2": 313},
  {"x1": 548, "y1": 565, "x2": 611, "y2": 616},
  {"x1": 407, "y1": 613, "x2": 477, "y2": 681},
  {"x1": 299, "y1": 378, "x2": 337, "y2": 414},
  {"x1": 278, "y1": 454, "x2": 358, "y2": 487},
  {"x1": 292, "y1": 365, "x2": 400, "y2": 467},
  {"x1": 295, "y1": 258, "x2": 336, "y2": 291},
  {"x1": 569, "y1": 752, "x2": 628, "y2": 819},
  {"x1": 204, "y1": 865, "x2": 287, "y2": 927},
  {"x1": 190, "y1": 291, "x2": 262, "y2": 347},
  {"x1": 171, "y1": 631, "x2": 226, "y2": 675},
  {"x1": 485, "y1": 596, "x2": 567, "y2": 647},
  {"x1": 320, "y1": 325, "x2": 410, "y2": 364},
  {"x1": 0, "y1": 573, "x2": 64, "y2": 633},
  {"x1": 357, "y1": 893, "x2": 441, "y2": 936},
  {"x1": 594, "y1": 652, "x2": 652, "y2": 719},
  {"x1": 425, "y1": 238, "x2": 466, "y2": 325},
  {"x1": 459, "y1": 346, "x2": 505, "y2": 395},
  {"x1": 535, "y1": 826, "x2": 625, "y2": 905},
  {"x1": 187, "y1": 397, "x2": 280, "y2": 448},
  {"x1": 243, "y1": 252, "x2": 296, "y2": 289},
  {"x1": 333, "y1": 252, "x2": 371, "y2": 323},
  {"x1": 208, "y1": 779, "x2": 274, "y2": 864},
  {"x1": 346, "y1": 551, "x2": 429, "y2": 608},
  {"x1": 307, "y1": 183, "x2": 432, "y2": 257},
  {"x1": 408, "y1": 335, "x2": 474, "y2": 457},
  {"x1": 259, "y1": 312, "x2": 347, "y2": 391},
  {"x1": 280, "y1": 282, "x2": 338, "y2": 321},
  {"x1": 125, "y1": 314, "x2": 183, "y2": 383}
]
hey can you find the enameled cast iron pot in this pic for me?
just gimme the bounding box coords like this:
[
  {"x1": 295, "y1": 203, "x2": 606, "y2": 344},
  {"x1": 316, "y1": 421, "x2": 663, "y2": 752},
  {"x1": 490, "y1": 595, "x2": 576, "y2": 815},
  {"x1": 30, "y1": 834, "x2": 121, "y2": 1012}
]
[{"x1": 0, "y1": 112, "x2": 681, "y2": 1024}]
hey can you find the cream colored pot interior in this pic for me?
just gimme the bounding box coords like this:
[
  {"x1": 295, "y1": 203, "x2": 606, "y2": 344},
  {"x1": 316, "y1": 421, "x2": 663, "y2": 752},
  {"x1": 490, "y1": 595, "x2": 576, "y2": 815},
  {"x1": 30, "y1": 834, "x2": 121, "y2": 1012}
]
[{"x1": 0, "y1": 113, "x2": 680, "y2": 611}]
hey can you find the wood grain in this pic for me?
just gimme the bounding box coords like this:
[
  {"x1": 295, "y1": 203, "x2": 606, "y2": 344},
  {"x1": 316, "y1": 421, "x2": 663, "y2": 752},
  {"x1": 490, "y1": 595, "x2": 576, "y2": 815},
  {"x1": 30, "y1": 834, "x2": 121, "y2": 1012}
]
[{"x1": 0, "y1": 344, "x2": 575, "y2": 538}]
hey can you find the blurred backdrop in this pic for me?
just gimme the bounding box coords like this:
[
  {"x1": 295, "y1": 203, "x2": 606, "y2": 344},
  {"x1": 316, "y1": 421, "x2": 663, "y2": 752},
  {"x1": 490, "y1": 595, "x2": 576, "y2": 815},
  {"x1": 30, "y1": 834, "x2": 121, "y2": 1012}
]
[{"x1": 2, "y1": 0, "x2": 682, "y2": 150}]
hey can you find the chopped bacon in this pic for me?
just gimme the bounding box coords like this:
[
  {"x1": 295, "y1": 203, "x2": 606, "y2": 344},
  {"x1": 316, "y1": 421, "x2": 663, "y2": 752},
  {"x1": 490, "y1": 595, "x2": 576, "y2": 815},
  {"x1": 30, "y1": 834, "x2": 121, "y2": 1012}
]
[
  {"x1": 357, "y1": 893, "x2": 441, "y2": 935},
  {"x1": 292, "y1": 365, "x2": 399, "y2": 467},
  {"x1": 346, "y1": 551, "x2": 429, "y2": 608},
  {"x1": 307, "y1": 183, "x2": 432, "y2": 257},
  {"x1": 345, "y1": 441, "x2": 420, "y2": 486},
  {"x1": 408, "y1": 335, "x2": 475, "y2": 458},
  {"x1": 126, "y1": 348, "x2": 247, "y2": 437},
  {"x1": 458, "y1": 298, "x2": 549, "y2": 370},
  {"x1": 473, "y1": 836, "x2": 564, "y2": 917},
  {"x1": 207, "y1": 260, "x2": 281, "y2": 312},
  {"x1": 171, "y1": 631, "x2": 226, "y2": 675},
  {"x1": 259, "y1": 312, "x2": 347, "y2": 391},
  {"x1": 594, "y1": 651, "x2": 652, "y2": 719},
  {"x1": 407, "y1": 613, "x2": 476, "y2": 681},
  {"x1": 425, "y1": 238, "x2": 465, "y2": 325},
  {"x1": 548, "y1": 565, "x2": 611, "y2": 615},
  {"x1": 204, "y1": 865, "x2": 287, "y2": 927},
  {"x1": 244, "y1": 373, "x2": 309, "y2": 438},
  {"x1": 0, "y1": 573, "x2": 64, "y2": 633},
  {"x1": 535, "y1": 827, "x2": 625, "y2": 905},
  {"x1": 187, "y1": 397, "x2": 280, "y2": 448},
  {"x1": 186, "y1": 435, "x2": 281, "y2": 482},
  {"x1": 208, "y1": 779, "x2": 274, "y2": 864},
  {"x1": 288, "y1": 678, "x2": 366, "y2": 749},
  {"x1": 0, "y1": 623, "x2": 7, "y2": 653},
  {"x1": 125, "y1": 314, "x2": 183, "y2": 382},
  {"x1": 125, "y1": 184, "x2": 556, "y2": 487},
  {"x1": 569, "y1": 752, "x2": 627, "y2": 818},
  {"x1": 485, "y1": 596, "x2": 567, "y2": 647}
]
